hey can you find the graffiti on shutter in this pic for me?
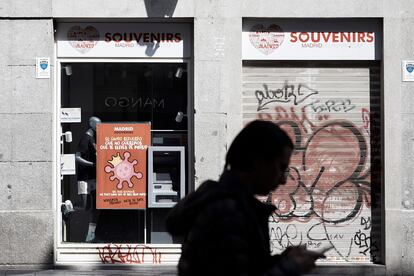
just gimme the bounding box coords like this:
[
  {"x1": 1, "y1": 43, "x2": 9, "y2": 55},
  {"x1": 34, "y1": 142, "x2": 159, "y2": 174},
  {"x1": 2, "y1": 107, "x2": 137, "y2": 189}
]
[{"x1": 242, "y1": 66, "x2": 381, "y2": 263}]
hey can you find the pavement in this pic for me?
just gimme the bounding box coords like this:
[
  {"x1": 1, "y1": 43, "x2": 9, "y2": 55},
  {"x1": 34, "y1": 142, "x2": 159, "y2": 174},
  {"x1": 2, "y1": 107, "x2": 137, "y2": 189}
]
[
  {"x1": 0, "y1": 267, "x2": 176, "y2": 276},
  {"x1": 0, "y1": 264, "x2": 386, "y2": 275}
]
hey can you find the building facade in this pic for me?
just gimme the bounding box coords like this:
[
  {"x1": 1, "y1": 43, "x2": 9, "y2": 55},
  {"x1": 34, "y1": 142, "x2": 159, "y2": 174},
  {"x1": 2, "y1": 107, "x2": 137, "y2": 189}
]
[{"x1": 0, "y1": 0, "x2": 412, "y2": 275}]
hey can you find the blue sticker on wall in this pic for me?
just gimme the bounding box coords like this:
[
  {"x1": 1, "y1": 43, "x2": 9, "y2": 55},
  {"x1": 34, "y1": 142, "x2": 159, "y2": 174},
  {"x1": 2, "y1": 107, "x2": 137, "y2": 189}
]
[
  {"x1": 40, "y1": 61, "x2": 48, "y2": 70},
  {"x1": 406, "y1": 63, "x2": 414, "y2": 73}
]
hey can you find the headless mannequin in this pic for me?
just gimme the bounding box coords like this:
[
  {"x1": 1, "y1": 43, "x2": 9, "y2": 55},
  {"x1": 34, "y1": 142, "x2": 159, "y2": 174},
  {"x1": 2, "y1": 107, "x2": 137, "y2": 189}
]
[
  {"x1": 76, "y1": 116, "x2": 101, "y2": 242},
  {"x1": 62, "y1": 116, "x2": 101, "y2": 242},
  {"x1": 76, "y1": 117, "x2": 100, "y2": 208}
]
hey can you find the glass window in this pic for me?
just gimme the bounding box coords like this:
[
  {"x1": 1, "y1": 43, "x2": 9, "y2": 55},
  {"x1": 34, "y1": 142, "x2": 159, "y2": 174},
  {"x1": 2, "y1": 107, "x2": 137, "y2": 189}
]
[{"x1": 60, "y1": 63, "x2": 188, "y2": 243}]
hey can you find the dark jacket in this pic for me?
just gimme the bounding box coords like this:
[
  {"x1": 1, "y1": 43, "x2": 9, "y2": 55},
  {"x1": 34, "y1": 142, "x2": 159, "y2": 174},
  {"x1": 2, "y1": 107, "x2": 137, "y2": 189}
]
[
  {"x1": 166, "y1": 170, "x2": 300, "y2": 276},
  {"x1": 77, "y1": 129, "x2": 96, "y2": 181}
]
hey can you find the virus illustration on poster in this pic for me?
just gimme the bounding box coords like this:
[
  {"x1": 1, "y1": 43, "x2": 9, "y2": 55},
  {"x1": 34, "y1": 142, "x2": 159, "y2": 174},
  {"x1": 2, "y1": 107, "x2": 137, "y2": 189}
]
[{"x1": 105, "y1": 152, "x2": 143, "y2": 190}]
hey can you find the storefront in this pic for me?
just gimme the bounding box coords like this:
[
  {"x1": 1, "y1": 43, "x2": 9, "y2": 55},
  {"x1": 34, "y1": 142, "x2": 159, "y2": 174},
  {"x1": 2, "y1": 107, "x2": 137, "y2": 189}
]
[
  {"x1": 5, "y1": 0, "x2": 414, "y2": 272},
  {"x1": 242, "y1": 19, "x2": 383, "y2": 263},
  {"x1": 53, "y1": 18, "x2": 383, "y2": 266},
  {"x1": 55, "y1": 22, "x2": 193, "y2": 264}
]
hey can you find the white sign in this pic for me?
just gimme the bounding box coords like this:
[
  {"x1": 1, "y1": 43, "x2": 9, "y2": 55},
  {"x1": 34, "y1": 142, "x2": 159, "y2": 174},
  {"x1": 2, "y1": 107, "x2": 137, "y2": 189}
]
[
  {"x1": 242, "y1": 19, "x2": 381, "y2": 60},
  {"x1": 61, "y1": 108, "x2": 81, "y2": 123},
  {"x1": 36, "y1": 57, "x2": 50, "y2": 78},
  {"x1": 402, "y1": 60, "x2": 414, "y2": 82},
  {"x1": 57, "y1": 23, "x2": 191, "y2": 58},
  {"x1": 61, "y1": 154, "x2": 76, "y2": 175}
]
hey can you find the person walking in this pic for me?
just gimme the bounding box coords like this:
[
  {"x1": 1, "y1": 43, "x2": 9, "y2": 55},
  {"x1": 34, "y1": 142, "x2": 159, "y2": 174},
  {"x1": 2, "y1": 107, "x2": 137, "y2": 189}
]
[{"x1": 166, "y1": 120, "x2": 325, "y2": 276}]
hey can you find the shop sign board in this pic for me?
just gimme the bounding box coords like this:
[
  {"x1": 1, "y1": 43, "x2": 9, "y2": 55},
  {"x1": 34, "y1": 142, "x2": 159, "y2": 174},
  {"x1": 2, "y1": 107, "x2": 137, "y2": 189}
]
[
  {"x1": 96, "y1": 123, "x2": 151, "y2": 209},
  {"x1": 242, "y1": 19, "x2": 381, "y2": 60},
  {"x1": 402, "y1": 60, "x2": 414, "y2": 82},
  {"x1": 57, "y1": 23, "x2": 191, "y2": 58}
]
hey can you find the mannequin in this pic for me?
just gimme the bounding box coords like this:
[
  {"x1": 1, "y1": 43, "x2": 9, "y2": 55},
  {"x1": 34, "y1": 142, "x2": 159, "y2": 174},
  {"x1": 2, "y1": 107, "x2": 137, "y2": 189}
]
[{"x1": 62, "y1": 116, "x2": 101, "y2": 242}]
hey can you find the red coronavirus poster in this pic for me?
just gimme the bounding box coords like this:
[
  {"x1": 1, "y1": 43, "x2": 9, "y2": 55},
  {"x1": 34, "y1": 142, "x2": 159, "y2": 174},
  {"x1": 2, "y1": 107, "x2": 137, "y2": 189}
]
[{"x1": 96, "y1": 123, "x2": 151, "y2": 209}]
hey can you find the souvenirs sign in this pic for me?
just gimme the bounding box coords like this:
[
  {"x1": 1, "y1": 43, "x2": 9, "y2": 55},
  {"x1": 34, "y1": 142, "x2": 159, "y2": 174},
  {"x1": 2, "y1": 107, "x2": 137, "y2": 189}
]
[
  {"x1": 243, "y1": 19, "x2": 381, "y2": 60},
  {"x1": 56, "y1": 23, "x2": 191, "y2": 58}
]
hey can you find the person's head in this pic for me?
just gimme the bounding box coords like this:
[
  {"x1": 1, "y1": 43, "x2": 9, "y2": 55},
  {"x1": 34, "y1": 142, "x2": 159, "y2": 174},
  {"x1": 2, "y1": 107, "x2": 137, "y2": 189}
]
[
  {"x1": 225, "y1": 120, "x2": 293, "y2": 195},
  {"x1": 89, "y1": 116, "x2": 101, "y2": 131}
]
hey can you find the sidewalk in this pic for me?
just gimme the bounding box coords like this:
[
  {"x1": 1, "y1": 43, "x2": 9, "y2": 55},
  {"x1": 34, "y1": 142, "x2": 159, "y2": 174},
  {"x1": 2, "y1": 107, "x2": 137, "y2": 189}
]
[
  {"x1": 0, "y1": 264, "x2": 386, "y2": 276},
  {"x1": 0, "y1": 267, "x2": 177, "y2": 276}
]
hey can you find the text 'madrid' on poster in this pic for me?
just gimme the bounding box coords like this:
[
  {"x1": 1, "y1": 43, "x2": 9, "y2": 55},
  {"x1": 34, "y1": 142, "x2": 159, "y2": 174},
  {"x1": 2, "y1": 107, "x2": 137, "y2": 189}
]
[{"x1": 96, "y1": 123, "x2": 151, "y2": 209}]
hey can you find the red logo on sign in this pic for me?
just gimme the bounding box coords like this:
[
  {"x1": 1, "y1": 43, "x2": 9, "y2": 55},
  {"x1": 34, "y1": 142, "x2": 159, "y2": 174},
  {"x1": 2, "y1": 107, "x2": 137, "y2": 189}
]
[
  {"x1": 249, "y1": 24, "x2": 284, "y2": 55},
  {"x1": 67, "y1": 25, "x2": 100, "y2": 54}
]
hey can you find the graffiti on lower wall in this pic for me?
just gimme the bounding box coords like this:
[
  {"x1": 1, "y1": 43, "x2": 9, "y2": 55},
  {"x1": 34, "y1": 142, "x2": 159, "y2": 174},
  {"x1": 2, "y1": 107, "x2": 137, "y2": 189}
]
[
  {"x1": 245, "y1": 70, "x2": 381, "y2": 263},
  {"x1": 97, "y1": 244, "x2": 162, "y2": 264}
]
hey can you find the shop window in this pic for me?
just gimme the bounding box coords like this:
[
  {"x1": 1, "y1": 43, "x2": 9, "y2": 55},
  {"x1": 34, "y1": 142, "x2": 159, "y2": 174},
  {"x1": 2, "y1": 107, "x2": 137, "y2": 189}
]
[{"x1": 60, "y1": 63, "x2": 188, "y2": 244}]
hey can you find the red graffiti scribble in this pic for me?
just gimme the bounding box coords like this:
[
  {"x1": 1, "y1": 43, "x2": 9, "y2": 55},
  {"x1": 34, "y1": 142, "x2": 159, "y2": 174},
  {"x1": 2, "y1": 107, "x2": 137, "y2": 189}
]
[
  {"x1": 259, "y1": 106, "x2": 371, "y2": 224},
  {"x1": 362, "y1": 108, "x2": 370, "y2": 133},
  {"x1": 318, "y1": 114, "x2": 330, "y2": 121},
  {"x1": 258, "y1": 106, "x2": 331, "y2": 135},
  {"x1": 97, "y1": 244, "x2": 162, "y2": 264}
]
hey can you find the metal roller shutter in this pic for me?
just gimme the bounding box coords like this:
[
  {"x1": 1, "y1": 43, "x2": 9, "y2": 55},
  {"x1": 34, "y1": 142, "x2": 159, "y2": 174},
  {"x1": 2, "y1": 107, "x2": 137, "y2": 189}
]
[{"x1": 242, "y1": 63, "x2": 381, "y2": 263}]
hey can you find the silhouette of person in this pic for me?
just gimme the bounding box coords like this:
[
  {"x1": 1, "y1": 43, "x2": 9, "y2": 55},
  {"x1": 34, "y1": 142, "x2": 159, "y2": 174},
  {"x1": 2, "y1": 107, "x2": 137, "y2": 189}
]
[{"x1": 166, "y1": 120, "x2": 325, "y2": 276}]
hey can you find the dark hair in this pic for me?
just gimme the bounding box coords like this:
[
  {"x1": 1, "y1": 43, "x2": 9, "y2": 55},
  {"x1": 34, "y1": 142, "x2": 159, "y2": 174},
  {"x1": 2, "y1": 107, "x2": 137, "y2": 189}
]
[{"x1": 225, "y1": 120, "x2": 293, "y2": 171}]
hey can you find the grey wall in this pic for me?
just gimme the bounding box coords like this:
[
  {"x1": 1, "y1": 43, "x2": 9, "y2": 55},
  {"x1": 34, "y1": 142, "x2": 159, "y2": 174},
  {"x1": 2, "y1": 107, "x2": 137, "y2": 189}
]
[
  {"x1": 0, "y1": 17, "x2": 54, "y2": 265},
  {"x1": 0, "y1": 0, "x2": 412, "y2": 274}
]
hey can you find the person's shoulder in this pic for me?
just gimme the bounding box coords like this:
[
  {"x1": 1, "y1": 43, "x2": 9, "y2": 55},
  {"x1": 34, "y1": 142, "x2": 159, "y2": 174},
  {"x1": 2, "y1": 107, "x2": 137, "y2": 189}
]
[
  {"x1": 199, "y1": 193, "x2": 243, "y2": 223},
  {"x1": 189, "y1": 176, "x2": 247, "y2": 220}
]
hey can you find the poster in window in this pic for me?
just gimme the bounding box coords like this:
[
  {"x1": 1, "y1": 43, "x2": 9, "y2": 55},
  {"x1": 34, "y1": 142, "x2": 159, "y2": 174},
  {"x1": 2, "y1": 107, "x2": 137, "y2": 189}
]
[{"x1": 96, "y1": 123, "x2": 151, "y2": 209}]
